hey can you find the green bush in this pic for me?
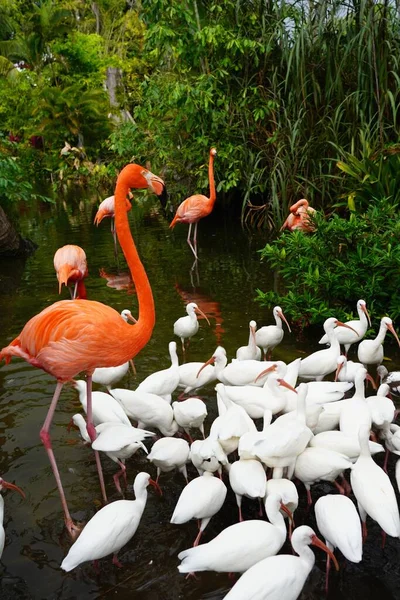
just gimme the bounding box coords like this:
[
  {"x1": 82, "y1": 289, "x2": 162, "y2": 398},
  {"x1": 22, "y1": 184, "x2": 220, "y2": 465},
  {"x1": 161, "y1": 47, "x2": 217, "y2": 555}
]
[{"x1": 256, "y1": 205, "x2": 400, "y2": 328}]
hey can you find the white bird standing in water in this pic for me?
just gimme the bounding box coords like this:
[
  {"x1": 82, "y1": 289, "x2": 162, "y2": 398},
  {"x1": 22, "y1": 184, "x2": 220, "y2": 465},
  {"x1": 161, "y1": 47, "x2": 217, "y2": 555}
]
[
  {"x1": 147, "y1": 437, "x2": 190, "y2": 487},
  {"x1": 170, "y1": 472, "x2": 227, "y2": 546},
  {"x1": 339, "y1": 368, "x2": 373, "y2": 438},
  {"x1": 173, "y1": 302, "x2": 210, "y2": 353},
  {"x1": 315, "y1": 495, "x2": 362, "y2": 592},
  {"x1": 294, "y1": 447, "x2": 353, "y2": 504},
  {"x1": 351, "y1": 424, "x2": 400, "y2": 540},
  {"x1": 299, "y1": 318, "x2": 358, "y2": 381},
  {"x1": 236, "y1": 320, "x2": 261, "y2": 361},
  {"x1": 319, "y1": 299, "x2": 371, "y2": 355},
  {"x1": 335, "y1": 355, "x2": 364, "y2": 383},
  {"x1": 109, "y1": 388, "x2": 178, "y2": 436},
  {"x1": 72, "y1": 414, "x2": 153, "y2": 493},
  {"x1": 172, "y1": 398, "x2": 207, "y2": 440},
  {"x1": 176, "y1": 346, "x2": 227, "y2": 396},
  {"x1": 221, "y1": 525, "x2": 338, "y2": 600},
  {"x1": 136, "y1": 341, "x2": 180, "y2": 402},
  {"x1": 198, "y1": 348, "x2": 284, "y2": 387},
  {"x1": 254, "y1": 383, "x2": 312, "y2": 479},
  {"x1": 357, "y1": 316, "x2": 400, "y2": 366},
  {"x1": 255, "y1": 306, "x2": 291, "y2": 360},
  {"x1": 74, "y1": 380, "x2": 131, "y2": 426},
  {"x1": 228, "y1": 458, "x2": 267, "y2": 521},
  {"x1": 0, "y1": 477, "x2": 25, "y2": 559},
  {"x1": 92, "y1": 309, "x2": 137, "y2": 390},
  {"x1": 177, "y1": 493, "x2": 291, "y2": 575},
  {"x1": 60, "y1": 472, "x2": 159, "y2": 571}
]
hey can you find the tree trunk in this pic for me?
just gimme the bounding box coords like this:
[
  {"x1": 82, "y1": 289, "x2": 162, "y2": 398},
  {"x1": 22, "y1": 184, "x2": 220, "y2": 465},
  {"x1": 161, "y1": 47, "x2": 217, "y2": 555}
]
[
  {"x1": 0, "y1": 205, "x2": 37, "y2": 257},
  {"x1": 105, "y1": 67, "x2": 135, "y2": 124}
]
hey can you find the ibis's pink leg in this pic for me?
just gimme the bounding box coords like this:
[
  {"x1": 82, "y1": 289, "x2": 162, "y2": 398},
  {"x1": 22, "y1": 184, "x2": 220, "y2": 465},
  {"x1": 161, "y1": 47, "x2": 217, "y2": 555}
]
[
  {"x1": 113, "y1": 461, "x2": 127, "y2": 495},
  {"x1": 383, "y1": 449, "x2": 390, "y2": 473},
  {"x1": 193, "y1": 528, "x2": 203, "y2": 547},
  {"x1": 306, "y1": 487, "x2": 312, "y2": 506},
  {"x1": 40, "y1": 381, "x2": 78, "y2": 537},
  {"x1": 334, "y1": 479, "x2": 345, "y2": 495},
  {"x1": 112, "y1": 553, "x2": 123, "y2": 568},
  {"x1": 340, "y1": 474, "x2": 352, "y2": 495},
  {"x1": 85, "y1": 375, "x2": 108, "y2": 504},
  {"x1": 185, "y1": 572, "x2": 199, "y2": 580},
  {"x1": 258, "y1": 498, "x2": 264, "y2": 517},
  {"x1": 362, "y1": 521, "x2": 368, "y2": 543},
  {"x1": 238, "y1": 505, "x2": 244, "y2": 522}
]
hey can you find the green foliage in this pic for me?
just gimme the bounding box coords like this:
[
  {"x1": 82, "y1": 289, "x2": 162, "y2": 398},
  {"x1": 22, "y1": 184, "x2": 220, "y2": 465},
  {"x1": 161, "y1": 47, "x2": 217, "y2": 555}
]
[
  {"x1": 0, "y1": 141, "x2": 51, "y2": 205},
  {"x1": 256, "y1": 206, "x2": 400, "y2": 328},
  {"x1": 334, "y1": 145, "x2": 400, "y2": 212}
]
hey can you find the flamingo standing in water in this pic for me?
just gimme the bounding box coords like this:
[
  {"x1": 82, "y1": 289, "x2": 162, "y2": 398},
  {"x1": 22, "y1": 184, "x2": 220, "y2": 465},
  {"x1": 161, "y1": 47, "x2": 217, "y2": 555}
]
[
  {"x1": 280, "y1": 199, "x2": 316, "y2": 232},
  {"x1": 0, "y1": 163, "x2": 156, "y2": 537},
  {"x1": 53, "y1": 245, "x2": 88, "y2": 299},
  {"x1": 169, "y1": 148, "x2": 217, "y2": 259},
  {"x1": 94, "y1": 164, "x2": 167, "y2": 246}
]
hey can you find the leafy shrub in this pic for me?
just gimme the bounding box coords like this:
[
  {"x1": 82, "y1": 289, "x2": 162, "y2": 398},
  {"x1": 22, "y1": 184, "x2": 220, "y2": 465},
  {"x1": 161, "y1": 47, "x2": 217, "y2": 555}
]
[{"x1": 256, "y1": 205, "x2": 400, "y2": 328}]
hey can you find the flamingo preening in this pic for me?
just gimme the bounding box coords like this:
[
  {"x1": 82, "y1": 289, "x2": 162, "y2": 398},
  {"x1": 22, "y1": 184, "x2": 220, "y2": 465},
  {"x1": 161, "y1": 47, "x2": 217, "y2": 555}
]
[
  {"x1": 53, "y1": 244, "x2": 88, "y2": 299},
  {"x1": 169, "y1": 148, "x2": 217, "y2": 259},
  {"x1": 280, "y1": 199, "x2": 316, "y2": 233},
  {"x1": 0, "y1": 163, "x2": 156, "y2": 537}
]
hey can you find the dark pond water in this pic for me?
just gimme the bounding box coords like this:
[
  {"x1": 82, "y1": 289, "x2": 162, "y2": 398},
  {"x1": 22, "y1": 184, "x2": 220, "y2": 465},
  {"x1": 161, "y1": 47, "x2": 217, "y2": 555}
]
[{"x1": 1, "y1": 192, "x2": 400, "y2": 600}]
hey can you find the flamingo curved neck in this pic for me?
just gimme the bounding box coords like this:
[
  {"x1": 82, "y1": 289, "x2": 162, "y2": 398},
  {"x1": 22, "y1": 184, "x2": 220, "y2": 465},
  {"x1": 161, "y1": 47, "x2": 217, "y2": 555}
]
[
  {"x1": 115, "y1": 166, "x2": 155, "y2": 355},
  {"x1": 208, "y1": 153, "x2": 216, "y2": 206}
]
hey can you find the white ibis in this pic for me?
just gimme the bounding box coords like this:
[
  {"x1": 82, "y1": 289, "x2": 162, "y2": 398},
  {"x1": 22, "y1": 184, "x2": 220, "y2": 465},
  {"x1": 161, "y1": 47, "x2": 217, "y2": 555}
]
[
  {"x1": 222, "y1": 370, "x2": 288, "y2": 419},
  {"x1": 366, "y1": 383, "x2": 395, "y2": 429},
  {"x1": 357, "y1": 316, "x2": 400, "y2": 366},
  {"x1": 177, "y1": 493, "x2": 291, "y2": 575},
  {"x1": 238, "y1": 409, "x2": 272, "y2": 460},
  {"x1": 170, "y1": 472, "x2": 227, "y2": 546},
  {"x1": 109, "y1": 388, "x2": 178, "y2": 436},
  {"x1": 198, "y1": 347, "x2": 286, "y2": 387},
  {"x1": 60, "y1": 472, "x2": 159, "y2": 571},
  {"x1": 315, "y1": 495, "x2": 362, "y2": 592},
  {"x1": 209, "y1": 384, "x2": 257, "y2": 455},
  {"x1": 254, "y1": 383, "x2": 313, "y2": 479},
  {"x1": 351, "y1": 424, "x2": 400, "y2": 540},
  {"x1": 294, "y1": 447, "x2": 353, "y2": 504},
  {"x1": 299, "y1": 318, "x2": 358, "y2": 381},
  {"x1": 189, "y1": 437, "x2": 228, "y2": 477},
  {"x1": 92, "y1": 309, "x2": 137, "y2": 390},
  {"x1": 176, "y1": 346, "x2": 227, "y2": 396},
  {"x1": 221, "y1": 525, "x2": 338, "y2": 600},
  {"x1": 255, "y1": 306, "x2": 291, "y2": 360},
  {"x1": 339, "y1": 368, "x2": 373, "y2": 437},
  {"x1": 310, "y1": 431, "x2": 384, "y2": 460},
  {"x1": 265, "y1": 478, "x2": 298, "y2": 537},
  {"x1": 0, "y1": 478, "x2": 25, "y2": 559},
  {"x1": 283, "y1": 380, "x2": 354, "y2": 413},
  {"x1": 335, "y1": 355, "x2": 364, "y2": 383},
  {"x1": 377, "y1": 365, "x2": 400, "y2": 396},
  {"x1": 173, "y1": 302, "x2": 210, "y2": 353},
  {"x1": 72, "y1": 414, "x2": 154, "y2": 493},
  {"x1": 228, "y1": 458, "x2": 267, "y2": 521},
  {"x1": 172, "y1": 398, "x2": 207, "y2": 440},
  {"x1": 136, "y1": 341, "x2": 180, "y2": 403},
  {"x1": 236, "y1": 320, "x2": 261, "y2": 361},
  {"x1": 74, "y1": 380, "x2": 131, "y2": 427},
  {"x1": 319, "y1": 299, "x2": 371, "y2": 355},
  {"x1": 147, "y1": 437, "x2": 190, "y2": 487}
]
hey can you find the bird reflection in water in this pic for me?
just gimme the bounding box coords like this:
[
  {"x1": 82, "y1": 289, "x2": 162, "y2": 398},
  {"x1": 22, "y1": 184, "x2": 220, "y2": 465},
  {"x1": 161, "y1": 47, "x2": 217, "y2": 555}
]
[
  {"x1": 99, "y1": 268, "x2": 136, "y2": 294},
  {"x1": 174, "y1": 282, "x2": 225, "y2": 345}
]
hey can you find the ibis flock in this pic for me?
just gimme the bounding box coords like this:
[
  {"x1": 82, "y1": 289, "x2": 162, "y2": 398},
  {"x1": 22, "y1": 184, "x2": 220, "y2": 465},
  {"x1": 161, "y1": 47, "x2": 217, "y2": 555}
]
[{"x1": 3, "y1": 294, "x2": 400, "y2": 599}]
